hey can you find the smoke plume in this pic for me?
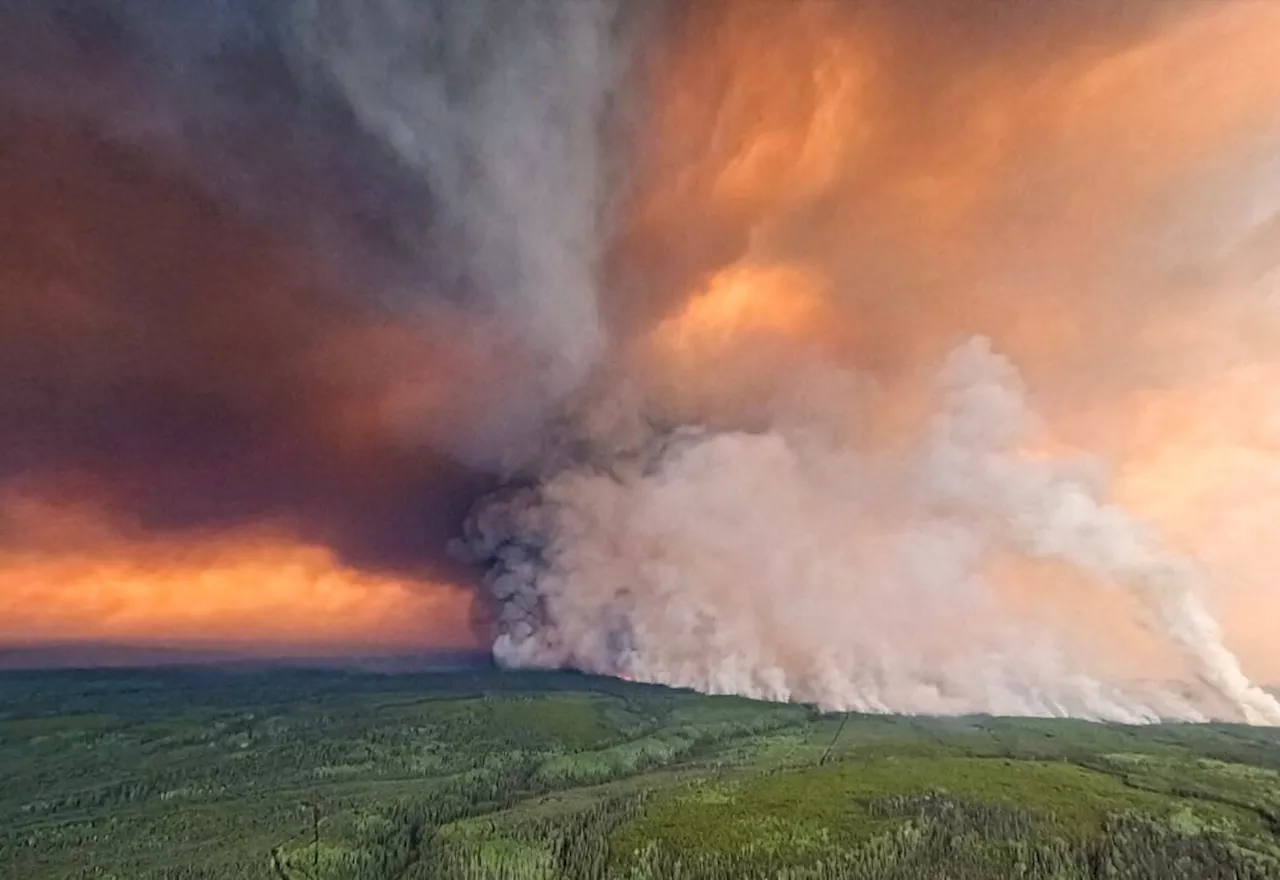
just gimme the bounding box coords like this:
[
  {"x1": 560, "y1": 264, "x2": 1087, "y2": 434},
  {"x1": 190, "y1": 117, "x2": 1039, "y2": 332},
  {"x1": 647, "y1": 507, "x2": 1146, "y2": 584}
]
[
  {"x1": 460, "y1": 0, "x2": 1280, "y2": 725},
  {"x1": 2, "y1": 1, "x2": 1279, "y2": 722}
]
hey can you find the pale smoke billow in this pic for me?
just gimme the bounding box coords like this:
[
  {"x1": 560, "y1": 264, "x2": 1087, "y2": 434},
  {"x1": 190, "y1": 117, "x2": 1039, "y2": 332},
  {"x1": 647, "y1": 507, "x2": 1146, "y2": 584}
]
[{"x1": 461, "y1": 339, "x2": 1280, "y2": 725}]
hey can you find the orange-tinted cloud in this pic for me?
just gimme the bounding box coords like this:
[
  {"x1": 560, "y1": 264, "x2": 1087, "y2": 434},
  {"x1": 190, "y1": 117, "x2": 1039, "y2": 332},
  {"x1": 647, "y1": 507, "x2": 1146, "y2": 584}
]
[
  {"x1": 0, "y1": 497, "x2": 476, "y2": 651},
  {"x1": 0, "y1": 540, "x2": 473, "y2": 650}
]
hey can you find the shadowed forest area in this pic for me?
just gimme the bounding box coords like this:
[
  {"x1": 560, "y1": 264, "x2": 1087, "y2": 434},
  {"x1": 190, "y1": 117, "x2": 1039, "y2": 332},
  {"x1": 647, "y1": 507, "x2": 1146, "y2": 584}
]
[{"x1": 2, "y1": 669, "x2": 1279, "y2": 878}]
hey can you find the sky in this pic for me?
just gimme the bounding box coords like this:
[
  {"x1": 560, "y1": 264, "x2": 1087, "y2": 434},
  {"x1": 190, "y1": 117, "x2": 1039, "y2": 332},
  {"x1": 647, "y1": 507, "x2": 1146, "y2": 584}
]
[{"x1": 1, "y1": 0, "x2": 1279, "y2": 708}]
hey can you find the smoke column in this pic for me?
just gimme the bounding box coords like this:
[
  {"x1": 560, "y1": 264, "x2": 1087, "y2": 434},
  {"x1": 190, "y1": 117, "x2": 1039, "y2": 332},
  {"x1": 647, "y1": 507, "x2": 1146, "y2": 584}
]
[{"x1": 2, "y1": 1, "x2": 1280, "y2": 722}]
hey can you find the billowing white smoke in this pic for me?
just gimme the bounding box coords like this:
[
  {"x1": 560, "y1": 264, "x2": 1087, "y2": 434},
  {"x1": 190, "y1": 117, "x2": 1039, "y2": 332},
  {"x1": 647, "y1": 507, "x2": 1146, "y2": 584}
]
[{"x1": 462, "y1": 337, "x2": 1280, "y2": 725}]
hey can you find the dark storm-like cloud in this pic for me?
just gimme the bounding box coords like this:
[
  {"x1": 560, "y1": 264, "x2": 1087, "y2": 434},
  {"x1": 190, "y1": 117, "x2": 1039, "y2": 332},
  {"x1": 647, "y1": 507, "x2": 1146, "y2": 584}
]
[
  {"x1": 0, "y1": 109, "x2": 495, "y2": 578},
  {"x1": 0, "y1": 2, "x2": 510, "y2": 579}
]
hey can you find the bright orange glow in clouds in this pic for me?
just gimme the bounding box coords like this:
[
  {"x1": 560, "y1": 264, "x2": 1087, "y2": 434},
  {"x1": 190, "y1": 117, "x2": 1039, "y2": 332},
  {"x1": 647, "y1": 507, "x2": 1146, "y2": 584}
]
[{"x1": 0, "y1": 501, "x2": 473, "y2": 652}]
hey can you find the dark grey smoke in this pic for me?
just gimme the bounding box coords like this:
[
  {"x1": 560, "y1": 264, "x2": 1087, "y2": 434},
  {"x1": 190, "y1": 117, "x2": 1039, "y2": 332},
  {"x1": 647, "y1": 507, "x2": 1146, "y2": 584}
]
[{"x1": 0, "y1": 0, "x2": 639, "y2": 586}]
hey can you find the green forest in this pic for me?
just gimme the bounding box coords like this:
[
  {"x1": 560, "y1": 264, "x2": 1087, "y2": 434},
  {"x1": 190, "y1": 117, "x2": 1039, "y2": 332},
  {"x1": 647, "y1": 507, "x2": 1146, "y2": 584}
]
[{"x1": 2, "y1": 667, "x2": 1279, "y2": 879}]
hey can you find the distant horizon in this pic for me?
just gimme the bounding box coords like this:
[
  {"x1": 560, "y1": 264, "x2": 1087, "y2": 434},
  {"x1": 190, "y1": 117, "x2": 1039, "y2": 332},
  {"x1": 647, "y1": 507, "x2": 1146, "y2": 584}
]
[
  {"x1": 1, "y1": 645, "x2": 1274, "y2": 702},
  {"x1": 0, "y1": 641, "x2": 493, "y2": 672}
]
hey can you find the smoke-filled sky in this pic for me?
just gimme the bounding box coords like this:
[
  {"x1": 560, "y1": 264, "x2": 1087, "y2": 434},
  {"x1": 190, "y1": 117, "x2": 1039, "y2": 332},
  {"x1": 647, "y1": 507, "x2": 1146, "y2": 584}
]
[{"x1": 2, "y1": 1, "x2": 1279, "y2": 719}]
